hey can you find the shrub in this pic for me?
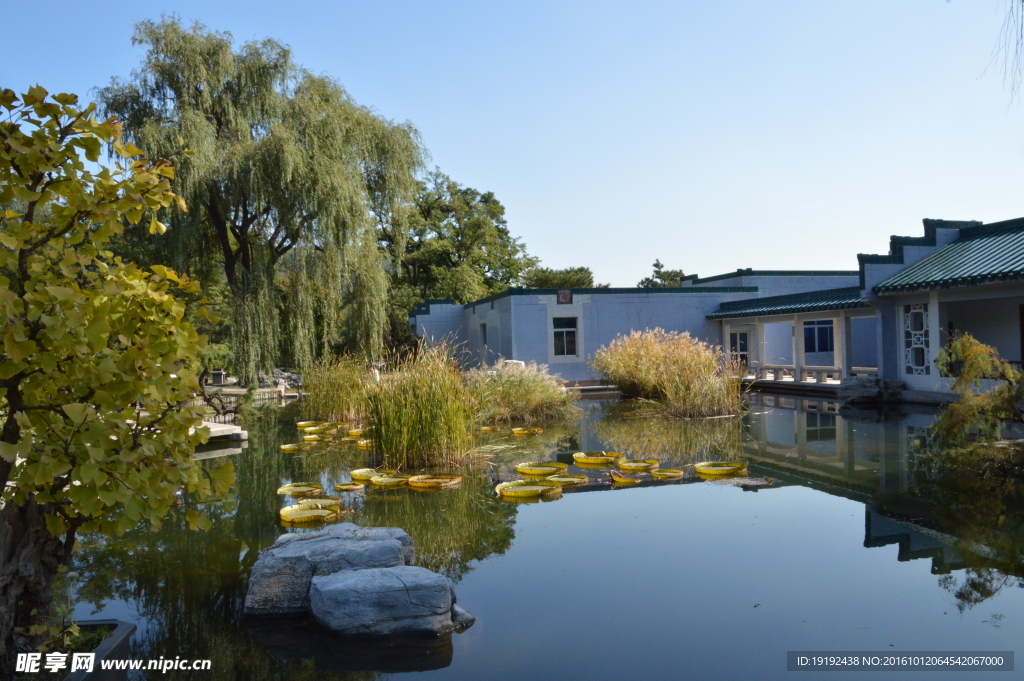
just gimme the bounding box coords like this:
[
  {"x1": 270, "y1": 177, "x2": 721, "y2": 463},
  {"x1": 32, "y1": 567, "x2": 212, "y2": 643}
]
[
  {"x1": 465, "y1": 361, "x2": 582, "y2": 423},
  {"x1": 592, "y1": 328, "x2": 741, "y2": 418},
  {"x1": 365, "y1": 345, "x2": 475, "y2": 469},
  {"x1": 301, "y1": 356, "x2": 369, "y2": 423}
]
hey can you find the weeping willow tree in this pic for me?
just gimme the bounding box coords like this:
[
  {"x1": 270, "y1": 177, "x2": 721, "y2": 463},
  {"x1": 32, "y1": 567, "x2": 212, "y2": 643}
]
[{"x1": 99, "y1": 18, "x2": 423, "y2": 380}]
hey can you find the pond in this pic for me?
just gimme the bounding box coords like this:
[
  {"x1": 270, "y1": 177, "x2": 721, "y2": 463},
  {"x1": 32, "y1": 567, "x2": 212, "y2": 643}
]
[{"x1": 70, "y1": 393, "x2": 1024, "y2": 680}]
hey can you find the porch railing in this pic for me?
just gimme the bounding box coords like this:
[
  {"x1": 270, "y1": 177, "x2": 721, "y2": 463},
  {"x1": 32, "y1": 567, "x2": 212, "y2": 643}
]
[{"x1": 749, "y1": 365, "x2": 878, "y2": 383}]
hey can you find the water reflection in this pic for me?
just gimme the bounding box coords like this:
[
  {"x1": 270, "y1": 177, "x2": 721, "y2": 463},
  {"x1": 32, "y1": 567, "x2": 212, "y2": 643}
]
[
  {"x1": 67, "y1": 395, "x2": 1024, "y2": 679},
  {"x1": 71, "y1": 417, "x2": 518, "y2": 678},
  {"x1": 245, "y1": 618, "x2": 454, "y2": 673},
  {"x1": 740, "y1": 393, "x2": 1024, "y2": 613}
]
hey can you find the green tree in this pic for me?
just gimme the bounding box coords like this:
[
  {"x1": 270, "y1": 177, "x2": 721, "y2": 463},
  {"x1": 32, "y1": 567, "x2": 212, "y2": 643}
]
[
  {"x1": 386, "y1": 170, "x2": 536, "y2": 302},
  {"x1": 521, "y1": 266, "x2": 608, "y2": 289},
  {"x1": 99, "y1": 18, "x2": 424, "y2": 379},
  {"x1": 932, "y1": 333, "x2": 1024, "y2": 446},
  {"x1": 637, "y1": 259, "x2": 685, "y2": 288},
  {"x1": 0, "y1": 87, "x2": 232, "y2": 668}
]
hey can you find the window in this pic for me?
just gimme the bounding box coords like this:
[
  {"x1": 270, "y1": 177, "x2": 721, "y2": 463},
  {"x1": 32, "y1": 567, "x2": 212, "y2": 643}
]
[
  {"x1": 729, "y1": 332, "x2": 749, "y2": 365},
  {"x1": 903, "y1": 304, "x2": 930, "y2": 375},
  {"x1": 480, "y1": 323, "x2": 487, "y2": 347},
  {"x1": 803, "y1": 320, "x2": 834, "y2": 353},
  {"x1": 553, "y1": 317, "x2": 577, "y2": 356}
]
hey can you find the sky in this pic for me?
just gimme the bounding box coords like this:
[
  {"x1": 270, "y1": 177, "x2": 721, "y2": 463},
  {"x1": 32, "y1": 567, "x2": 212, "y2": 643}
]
[{"x1": 3, "y1": 0, "x2": 1023, "y2": 286}]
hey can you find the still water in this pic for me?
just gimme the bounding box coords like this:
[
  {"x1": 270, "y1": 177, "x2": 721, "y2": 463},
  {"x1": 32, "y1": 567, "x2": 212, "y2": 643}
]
[{"x1": 71, "y1": 394, "x2": 1024, "y2": 680}]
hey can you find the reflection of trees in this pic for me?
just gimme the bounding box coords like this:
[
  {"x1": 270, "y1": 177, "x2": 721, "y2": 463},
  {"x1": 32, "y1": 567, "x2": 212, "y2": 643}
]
[
  {"x1": 355, "y1": 471, "x2": 517, "y2": 581},
  {"x1": 913, "y1": 446, "x2": 1024, "y2": 612},
  {"x1": 72, "y1": 418, "x2": 383, "y2": 680},
  {"x1": 68, "y1": 416, "x2": 517, "y2": 677},
  {"x1": 594, "y1": 404, "x2": 743, "y2": 466},
  {"x1": 938, "y1": 569, "x2": 1022, "y2": 614},
  {"x1": 475, "y1": 419, "x2": 583, "y2": 477}
]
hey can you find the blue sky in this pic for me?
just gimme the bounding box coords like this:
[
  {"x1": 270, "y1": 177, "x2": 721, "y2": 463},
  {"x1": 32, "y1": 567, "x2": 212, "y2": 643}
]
[{"x1": 3, "y1": 1, "x2": 1022, "y2": 286}]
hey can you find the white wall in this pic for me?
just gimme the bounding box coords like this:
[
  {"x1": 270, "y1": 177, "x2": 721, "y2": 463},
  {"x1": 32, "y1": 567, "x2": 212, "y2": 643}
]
[
  {"x1": 511, "y1": 290, "x2": 756, "y2": 382},
  {"x1": 763, "y1": 321, "x2": 794, "y2": 364},
  {"x1": 943, "y1": 297, "x2": 1024, "y2": 362},
  {"x1": 849, "y1": 316, "x2": 878, "y2": 368}
]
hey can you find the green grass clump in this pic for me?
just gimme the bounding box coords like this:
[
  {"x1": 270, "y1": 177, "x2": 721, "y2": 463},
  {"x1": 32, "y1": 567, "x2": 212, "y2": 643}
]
[
  {"x1": 465, "y1": 361, "x2": 582, "y2": 423},
  {"x1": 300, "y1": 355, "x2": 368, "y2": 423},
  {"x1": 365, "y1": 345, "x2": 475, "y2": 469},
  {"x1": 592, "y1": 328, "x2": 741, "y2": 418}
]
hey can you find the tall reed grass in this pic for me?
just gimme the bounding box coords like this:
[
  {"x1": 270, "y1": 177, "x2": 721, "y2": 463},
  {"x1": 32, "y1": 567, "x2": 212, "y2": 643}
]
[
  {"x1": 300, "y1": 355, "x2": 368, "y2": 423},
  {"x1": 592, "y1": 328, "x2": 741, "y2": 418},
  {"x1": 465, "y1": 361, "x2": 582, "y2": 423},
  {"x1": 364, "y1": 345, "x2": 476, "y2": 469}
]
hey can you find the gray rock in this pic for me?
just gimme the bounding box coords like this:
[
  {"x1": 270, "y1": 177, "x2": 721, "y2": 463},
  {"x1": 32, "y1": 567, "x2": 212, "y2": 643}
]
[
  {"x1": 309, "y1": 566, "x2": 454, "y2": 635},
  {"x1": 268, "y1": 523, "x2": 414, "y2": 563},
  {"x1": 451, "y1": 604, "x2": 476, "y2": 632},
  {"x1": 838, "y1": 377, "x2": 903, "y2": 404},
  {"x1": 244, "y1": 526, "x2": 408, "y2": 616},
  {"x1": 321, "y1": 523, "x2": 415, "y2": 565},
  {"x1": 244, "y1": 548, "x2": 315, "y2": 616}
]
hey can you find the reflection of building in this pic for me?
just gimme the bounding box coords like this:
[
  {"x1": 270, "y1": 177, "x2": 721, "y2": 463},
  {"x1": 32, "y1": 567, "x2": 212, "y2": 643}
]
[
  {"x1": 742, "y1": 393, "x2": 905, "y2": 493},
  {"x1": 864, "y1": 508, "x2": 967, "y2": 574},
  {"x1": 741, "y1": 394, "x2": 1011, "y2": 577}
]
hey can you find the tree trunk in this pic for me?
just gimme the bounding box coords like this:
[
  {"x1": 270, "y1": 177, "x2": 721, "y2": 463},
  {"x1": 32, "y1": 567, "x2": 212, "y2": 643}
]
[{"x1": 0, "y1": 499, "x2": 74, "y2": 675}]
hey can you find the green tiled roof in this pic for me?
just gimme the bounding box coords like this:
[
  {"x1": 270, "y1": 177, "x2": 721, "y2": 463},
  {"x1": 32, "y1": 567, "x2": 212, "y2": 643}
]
[
  {"x1": 706, "y1": 287, "x2": 869, "y2": 320},
  {"x1": 874, "y1": 226, "x2": 1024, "y2": 294}
]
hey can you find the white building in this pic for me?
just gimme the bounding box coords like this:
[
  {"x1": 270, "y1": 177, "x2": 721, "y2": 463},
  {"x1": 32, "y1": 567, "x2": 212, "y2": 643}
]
[{"x1": 412, "y1": 216, "x2": 1024, "y2": 401}]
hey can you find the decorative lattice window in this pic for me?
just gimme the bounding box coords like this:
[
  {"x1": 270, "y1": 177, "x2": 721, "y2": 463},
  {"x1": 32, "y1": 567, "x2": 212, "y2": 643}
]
[{"x1": 903, "y1": 303, "x2": 930, "y2": 375}]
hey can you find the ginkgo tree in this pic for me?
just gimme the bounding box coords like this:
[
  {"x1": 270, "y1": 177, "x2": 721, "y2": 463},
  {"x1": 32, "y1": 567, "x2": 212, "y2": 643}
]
[{"x1": 0, "y1": 87, "x2": 233, "y2": 668}]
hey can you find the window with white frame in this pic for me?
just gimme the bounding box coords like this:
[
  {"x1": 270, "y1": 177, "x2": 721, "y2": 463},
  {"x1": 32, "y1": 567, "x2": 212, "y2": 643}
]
[
  {"x1": 803, "y1": 320, "x2": 834, "y2": 353},
  {"x1": 553, "y1": 317, "x2": 577, "y2": 356}
]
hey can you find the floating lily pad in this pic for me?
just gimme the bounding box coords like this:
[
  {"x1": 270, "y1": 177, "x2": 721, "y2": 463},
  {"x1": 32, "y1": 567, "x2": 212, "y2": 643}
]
[
  {"x1": 495, "y1": 480, "x2": 562, "y2": 498},
  {"x1": 694, "y1": 461, "x2": 747, "y2": 477},
  {"x1": 370, "y1": 474, "x2": 413, "y2": 488},
  {"x1": 276, "y1": 482, "x2": 323, "y2": 496},
  {"x1": 545, "y1": 474, "x2": 588, "y2": 486},
  {"x1": 279, "y1": 505, "x2": 338, "y2": 523},
  {"x1": 618, "y1": 459, "x2": 660, "y2": 472},
  {"x1": 408, "y1": 475, "x2": 462, "y2": 489},
  {"x1": 573, "y1": 451, "x2": 621, "y2": 465},
  {"x1": 350, "y1": 468, "x2": 395, "y2": 481},
  {"x1": 609, "y1": 470, "x2": 641, "y2": 485},
  {"x1": 516, "y1": 461, "x2": 569, "y2": 476}
]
